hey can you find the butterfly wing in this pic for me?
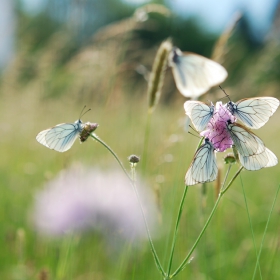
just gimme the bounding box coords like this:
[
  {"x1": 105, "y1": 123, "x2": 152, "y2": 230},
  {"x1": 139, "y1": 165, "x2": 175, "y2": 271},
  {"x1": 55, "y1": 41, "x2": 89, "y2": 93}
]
[
  {"x1": 226, "y1": 123, "x2": 265, "y2": 156},
  {"x1": 169, "y1": 48, "x2": 228, "y2": 98},
  {"x1": 228, "y1": 97, "x2": 279, "y2": 129},
  {"x1": 36, "y1": 129, "x2": 49, "y2": 148},
  {"x1": 36, "y1": 121, "x2": 83, "y2": 152},
  {"x1": 185, "y1": 139, "x2": 218, "y2": 186},
  {"x1": 184, "y1": 101, "x2": 214, "y2": 132},
  {"x1": 239, "y1": 147, "x2": 278, "y2": 170}
]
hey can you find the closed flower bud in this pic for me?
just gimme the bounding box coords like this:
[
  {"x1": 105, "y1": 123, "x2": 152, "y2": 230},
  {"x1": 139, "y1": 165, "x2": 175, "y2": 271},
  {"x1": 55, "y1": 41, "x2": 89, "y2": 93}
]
[
  {"x1": 128, "y1": 155, "x2": 140, "y2": 164},
  {"x1": 79, "y1": 122, "x2": 99, "y2": 142},
  {"x1": 224, "y1": 153, "x2": 236, "y2": 164}
]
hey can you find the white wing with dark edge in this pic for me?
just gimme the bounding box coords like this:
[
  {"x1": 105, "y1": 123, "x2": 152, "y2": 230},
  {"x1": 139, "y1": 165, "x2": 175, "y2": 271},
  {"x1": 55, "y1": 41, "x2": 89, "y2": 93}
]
[
  {"x1": 169, "y1": 48, "x2": 228, "y2": 98},
  {"x1": 226, "y1": 122, "x2": 265, "y2": 156},
  {"x1": 185, "y1": 138, "x2": 218, "y2": 186},
  {"x1": 184, "y1": 100, "x2": 214, "y2": 132},
  {"x1": 239, "y1": 147, "x2": 278, "y2": 170},
  {"x1": 36, "y1": 120, "x2": 83, "y2": 152},
  {"x1": 227, "y1": 97, "x2": 279, "y2": 129}
]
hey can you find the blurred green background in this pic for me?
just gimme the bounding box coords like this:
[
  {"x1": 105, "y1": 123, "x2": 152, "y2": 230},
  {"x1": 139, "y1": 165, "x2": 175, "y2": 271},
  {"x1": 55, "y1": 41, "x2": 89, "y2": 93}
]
[{"x1": 0, "y1": 0, "x2": 280, "y2": 279}]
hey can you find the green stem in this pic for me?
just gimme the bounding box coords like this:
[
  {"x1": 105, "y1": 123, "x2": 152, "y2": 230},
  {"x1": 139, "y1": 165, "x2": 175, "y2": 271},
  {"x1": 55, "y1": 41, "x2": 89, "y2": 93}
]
[
  {"x1": 221, "y1": 164, "x2": 232, "y2": 191},
  {"x1": 56, "y1": 235, "x2": 73, "y2": 280},
  {"x1": 171, "y1": 165, "x2": 242, "y2": 278},
  {"x1": 90, "y1": 133, "x2": 166, "y2": 277},
  {"x1": 252, "y1": 184, "x2": 280, "y2": 280},
  {"x1": 90, "y1": 134, "x2": 131, "y2": 182},
  {"x1": 221, "y1": 166, "x2": 243, "y2": 194},
  {"x1": 240, "y1": 176, "x2": 263, "y2": 279},
  {"x1": 165, "y1": 137, "x2": 205, "y2": 279},
  {"x1": 166, "y1": 185, "x2": 189, "y2": 277},
  {"x1": 130, "y1": 165, "x2": 166, "y2": 277},
  {"x1": 171, "y1": 191, "x2": 222, "y2": 278},
  {"x1": 196, "y1": 137, "x2": 204, "y2": 150},
  {"x1": 142, "y1": 110, "x2": 152, "y2": 175}
]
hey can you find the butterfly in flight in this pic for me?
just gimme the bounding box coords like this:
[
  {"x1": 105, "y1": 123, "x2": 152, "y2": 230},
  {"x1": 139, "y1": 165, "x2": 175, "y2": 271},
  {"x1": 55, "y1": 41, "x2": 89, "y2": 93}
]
[{"x1": 169, "y1": 47, "x2": 228, "y2": 98}]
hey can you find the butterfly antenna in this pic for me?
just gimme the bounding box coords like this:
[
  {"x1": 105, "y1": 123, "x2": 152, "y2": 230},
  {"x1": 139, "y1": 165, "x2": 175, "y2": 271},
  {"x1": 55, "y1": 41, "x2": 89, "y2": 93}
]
[
  {"x1": 217, "y1": 96, "x2": 229, "y2": 102},
  {"x1": 219, "y1": 85, "x2": 231, "y2": 102},
  {"x1": 189, "y1": 125, "x2": 199, "y2": 134},
  {"x1": 79, "y1": 105, "x2": 91, "y2": 119},
  {"x1": 188, "y1": 131, "x2": 201, "y2": 139},
  {"x1": 207, "y1": 99, "x2": 215, "y2": 106}
]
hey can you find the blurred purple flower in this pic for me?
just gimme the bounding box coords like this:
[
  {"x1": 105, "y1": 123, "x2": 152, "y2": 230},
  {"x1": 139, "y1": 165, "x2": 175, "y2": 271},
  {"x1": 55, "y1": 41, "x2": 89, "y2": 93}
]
[
  {"x1": 201, "y1": 102, "x2": 236, "y2": 152},
  {"x1": 33, "y1": 165, "x2": 157, "y2": 242}
]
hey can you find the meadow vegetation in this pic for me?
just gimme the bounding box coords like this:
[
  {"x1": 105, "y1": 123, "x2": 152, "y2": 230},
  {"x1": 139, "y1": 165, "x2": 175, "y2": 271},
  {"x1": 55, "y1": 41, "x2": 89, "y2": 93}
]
[{"x1": 0, "y1": 5, "x2": 280, "y2": 279}]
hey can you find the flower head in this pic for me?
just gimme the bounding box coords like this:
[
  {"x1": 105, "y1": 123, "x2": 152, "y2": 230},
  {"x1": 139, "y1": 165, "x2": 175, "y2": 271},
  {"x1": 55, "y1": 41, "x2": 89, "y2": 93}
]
[
  {"x1": 79, "y1": 122, "x2": 99, "y2": 142},
  {"x1": 185, "y1": 97, "x2": 278, "y2": 185},
  {"x1": 32, "y1": 165, "x2": 157, "y2": 242},
  {"x1": 200, "y1": 102, "x2": 236, "y2": 152}
]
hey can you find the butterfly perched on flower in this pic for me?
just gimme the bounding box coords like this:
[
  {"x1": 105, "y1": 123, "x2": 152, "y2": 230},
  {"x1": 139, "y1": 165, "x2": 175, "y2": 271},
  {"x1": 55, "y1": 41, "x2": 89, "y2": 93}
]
[
  {"x1": 226, "y1": 97, "x2": 279, "y2": 129},
  {"x1": 185, "y1": 138, "x2": 218, "y2": 186},
  {"x1": 225, "y1": 121, "x2": 278, "y2": 170},
  {"x1": 184, "y1": 97, "x2": 279, "y2": 132},
  {"x1": 36, "y1": 107, "x2": 97, "y2": 152},
  {"x1": 36, "y1": 120, "x2": 84, "y2": 152},
  {"x1": 185, "y1": 98, "x2": 279, "y2": 185},
  {"x1": 169, "y1": 47, "x2": 228, "y2": 98}
]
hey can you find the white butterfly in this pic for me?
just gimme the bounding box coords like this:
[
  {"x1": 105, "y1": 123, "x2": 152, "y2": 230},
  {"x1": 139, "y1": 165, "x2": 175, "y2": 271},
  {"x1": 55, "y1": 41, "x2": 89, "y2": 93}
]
[
  {"x1": 226, "y1": 97, "x2": 279, "y2": 129},
  {"x1": 226, "y1": 121, "x2": 278, "y2": 170},
  {"x1": 36, "y1": 120, "x2": 84, "y2": 152},
  {"x1": 239, "y1": 147, "x2": 278, "y2": 171},
  {"x1": 184, "y1": 100, "x2": 214, "y2": 132},
  {"x1": 169, "y1": 47, "x2": 228, "y2": 98},
  {"x1": 226, "y1": 122, "x2": 265, "y2": 156},
  {"x1": 185, "y1": 138, "x2": 218, "y2": 186}
]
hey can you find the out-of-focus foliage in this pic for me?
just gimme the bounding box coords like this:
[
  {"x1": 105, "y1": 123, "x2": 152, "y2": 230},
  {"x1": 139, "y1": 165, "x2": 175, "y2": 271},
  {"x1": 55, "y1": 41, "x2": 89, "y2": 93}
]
[
  {"x1": 0, "y1": 2, "x2": 279, "y2": 280},
  {"x1": 8, "y1": 1, "x2": 280, "y2": 105}
]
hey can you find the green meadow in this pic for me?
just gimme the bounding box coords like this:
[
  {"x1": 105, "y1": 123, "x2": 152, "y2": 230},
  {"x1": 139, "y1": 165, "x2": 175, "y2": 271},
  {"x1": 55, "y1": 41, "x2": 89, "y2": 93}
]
[{"x1": 0, "y1": 5, "x2": 280, "y2": 280}]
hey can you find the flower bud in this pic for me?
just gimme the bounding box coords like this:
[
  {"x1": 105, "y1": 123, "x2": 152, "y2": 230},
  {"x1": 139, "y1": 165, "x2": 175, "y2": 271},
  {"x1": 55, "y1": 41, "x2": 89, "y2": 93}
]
[
  {"x1": 79, "y1": 122, "x2": 99, "y2": 143},
  {"x1": 224, "y1": 153, "x2": 236, "y2": 164},
  {"x1": 128, "y1": 155, "x2": 140, "y2": 166}
]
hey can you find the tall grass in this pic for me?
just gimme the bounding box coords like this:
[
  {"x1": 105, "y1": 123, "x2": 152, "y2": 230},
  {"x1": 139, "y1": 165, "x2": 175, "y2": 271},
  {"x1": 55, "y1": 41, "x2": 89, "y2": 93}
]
[{"x1": 0, "y1": 9, "x2": 280, "y2": 279}]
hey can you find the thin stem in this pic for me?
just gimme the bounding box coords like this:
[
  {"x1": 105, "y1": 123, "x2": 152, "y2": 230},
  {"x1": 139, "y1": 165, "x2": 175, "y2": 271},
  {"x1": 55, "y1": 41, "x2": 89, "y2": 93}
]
[
  {"x1": 221, "y1": 166, "x2": 243, "y2": 194},
  {"x1": 252, "y1": 184, "x2": 280, "y2": 280},
  {"x1": 56, "y1": 235, "x2": 73, "y2": 280},
  {"x1": 90, "y1": 134, "x2": 132, "y2": 182},
  {"x1": 142, "y1": 110, "x2": 152, "y2": 175},
  {"x1": 90, "y1": 133, "x2": 166, "y2": 277},
  {"x1": 196, "y1": 136, "x2": 204, "y2": 150},
  {"x1": 130, "y1": 165, "x2": 166, "y2": 277},
  {"x1": 171, "y1": 192, "x2": 222, "y2": 278},
  {"x1": 171, "y1": 164, "x2": 241, "y2": 278},
  {"x1": 240, "y1": 176, "x2": 263, "y2": 279},
  {"x1": 221, "y1": 164, "x2": 232, "y2": 192},
  {"x1": 166, "y1": 185, "x2": 189, "y2": 277},
  {"x1": 166, "y1": 137, "x2": 204, "y2": 278}
]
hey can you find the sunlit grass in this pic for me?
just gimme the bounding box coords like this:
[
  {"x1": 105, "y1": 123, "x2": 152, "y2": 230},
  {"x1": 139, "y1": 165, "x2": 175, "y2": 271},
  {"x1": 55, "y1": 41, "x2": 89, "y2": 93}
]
[
  {"x1": 0, "y1": 20, "x2": 280, "y2": 278},
  {"x1": 0, "y1": 79, "x2": 279, "y2": 279}
]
